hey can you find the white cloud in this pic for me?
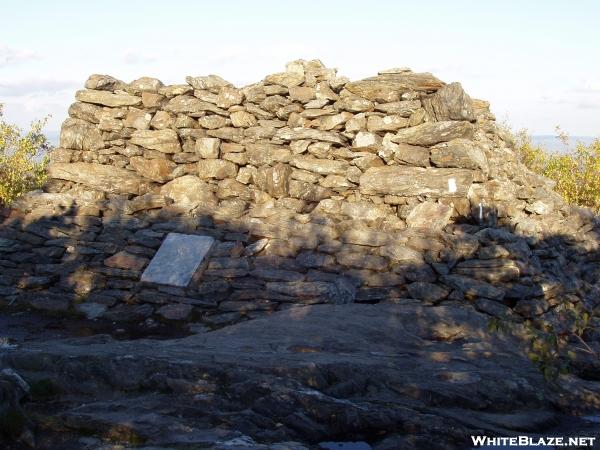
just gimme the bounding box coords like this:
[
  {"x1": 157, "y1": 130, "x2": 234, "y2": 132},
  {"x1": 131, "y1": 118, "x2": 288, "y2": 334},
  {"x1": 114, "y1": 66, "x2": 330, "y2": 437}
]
[{"x1": 0, "y1": 43, "x2": 40, "y2": 67}]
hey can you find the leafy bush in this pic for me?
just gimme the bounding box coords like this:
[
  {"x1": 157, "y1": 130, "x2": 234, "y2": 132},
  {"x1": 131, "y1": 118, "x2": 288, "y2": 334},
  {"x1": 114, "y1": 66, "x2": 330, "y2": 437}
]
[
  {"x1": 0, "y1": 104, "x2": 50, "y2": 206},
  {"x1": 514, "y1": 128, "x2": 600, "y2": 211}
]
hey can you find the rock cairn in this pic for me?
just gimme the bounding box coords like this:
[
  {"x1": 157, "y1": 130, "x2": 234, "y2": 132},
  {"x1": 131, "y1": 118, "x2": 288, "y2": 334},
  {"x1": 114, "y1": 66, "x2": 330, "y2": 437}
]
[{"x1": 1, "y1": 59, "x2": 598, "y2": 326}]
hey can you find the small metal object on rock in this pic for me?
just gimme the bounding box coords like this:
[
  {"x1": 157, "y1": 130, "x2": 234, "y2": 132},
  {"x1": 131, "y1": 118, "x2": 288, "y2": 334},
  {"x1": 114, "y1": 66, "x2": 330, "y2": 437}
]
[{"x1": 141, "y1": 233, "x2": 215, "y2": 287}]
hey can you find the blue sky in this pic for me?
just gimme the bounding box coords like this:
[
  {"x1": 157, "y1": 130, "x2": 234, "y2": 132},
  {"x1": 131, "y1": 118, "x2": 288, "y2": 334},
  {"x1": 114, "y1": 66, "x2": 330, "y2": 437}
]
[{"x1": 1, "y1": 0, "x2": 599, "y2": 138}]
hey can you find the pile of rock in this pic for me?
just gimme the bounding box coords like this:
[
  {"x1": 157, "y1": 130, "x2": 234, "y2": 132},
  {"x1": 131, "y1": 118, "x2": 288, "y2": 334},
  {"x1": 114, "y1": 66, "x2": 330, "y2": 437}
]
[{"x1": 1, "y1": 60, "x2": 598, "y2": 328}]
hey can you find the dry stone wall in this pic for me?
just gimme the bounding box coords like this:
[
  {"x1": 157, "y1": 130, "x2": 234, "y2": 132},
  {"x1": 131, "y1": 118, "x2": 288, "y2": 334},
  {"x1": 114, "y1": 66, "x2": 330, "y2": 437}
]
[{"x1": 1, "y1": 59, "x2": 599, "y2": 327}]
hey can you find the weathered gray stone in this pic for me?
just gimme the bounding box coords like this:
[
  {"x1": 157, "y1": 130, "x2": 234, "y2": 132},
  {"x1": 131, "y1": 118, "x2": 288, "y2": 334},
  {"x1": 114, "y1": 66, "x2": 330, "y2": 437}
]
[
  {"x1": 84, "y1": 74, "x2": 126, "y2": 91},
  {"x1": 75, "y1": 89, "x2": 141, "y2": 107},
  {"x1": 157, "y1": 303, "x2": 193, "y2": 321},
  {"x1": 425, "y1": 82, "x2": 475, "y2": 122},
  {"x1": 48, "y1": 162, "x2": 143, "y2": 195},
  {"x1": 345, "y1": 72, "x2": 444, "y2": 101},
  {"x1": 391, "y1": 121, "x2": 474, "y2": 146},
  {"x1": 407, "y1": 282, "x2": 449, "y2": 303},
  {"x1": 359, "y1": 166, "x2": 474, "y2": 197},
  {"x1": 274, "y1": 127, "x2": 346, "y2": 145},
  {"x1": 336, "y1": 251, "x2": 388, "y2": 271},
  {"x1": 141, "y1": 233, "x2": 215, "y2": 287},
  {"x1": 452, "y1": 259, "x2": 520, "y2": 283},
  {"x1": 442, "y1": 274, "x2": 505, "y2": 301}
]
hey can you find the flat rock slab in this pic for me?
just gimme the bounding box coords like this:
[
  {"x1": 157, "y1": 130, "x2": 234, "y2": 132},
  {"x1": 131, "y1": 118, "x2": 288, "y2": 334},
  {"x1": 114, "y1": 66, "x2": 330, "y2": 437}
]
[
  {"x1": 141, "y1": 233, "x2": 214, "y2": 287},
  {"x1": 2, "y1": 304, "x2": 600, "y2": 449}
]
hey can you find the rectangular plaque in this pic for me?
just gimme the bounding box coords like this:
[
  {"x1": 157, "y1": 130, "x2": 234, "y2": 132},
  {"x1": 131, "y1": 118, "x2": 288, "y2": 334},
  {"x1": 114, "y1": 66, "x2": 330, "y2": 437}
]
[{"x1": 141, "y1": 233, "x2": 214, "y2": 287}]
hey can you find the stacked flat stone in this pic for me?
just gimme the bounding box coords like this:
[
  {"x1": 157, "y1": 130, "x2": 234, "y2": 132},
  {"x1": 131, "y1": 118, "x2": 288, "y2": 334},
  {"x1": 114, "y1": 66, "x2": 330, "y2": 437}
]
[{"x1": 0, "y1": 60, "x2": 598, "y2": 327}]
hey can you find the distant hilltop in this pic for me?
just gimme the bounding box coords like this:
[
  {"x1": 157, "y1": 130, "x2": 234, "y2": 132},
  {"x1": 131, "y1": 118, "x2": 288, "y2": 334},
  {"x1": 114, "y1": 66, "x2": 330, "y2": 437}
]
[{"x1": 532, "y1": 135, "x2": 596, "y2": 153}]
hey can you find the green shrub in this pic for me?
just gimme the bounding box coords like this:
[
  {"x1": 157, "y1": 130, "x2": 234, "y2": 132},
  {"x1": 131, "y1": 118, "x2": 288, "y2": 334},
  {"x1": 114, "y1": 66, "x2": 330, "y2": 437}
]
[
  {"x1": 0, "y1": 103, "x2": 50, "y2": 206},
  {"x1": 514, "y1": 128, "x2": 600, "y2": 212}
]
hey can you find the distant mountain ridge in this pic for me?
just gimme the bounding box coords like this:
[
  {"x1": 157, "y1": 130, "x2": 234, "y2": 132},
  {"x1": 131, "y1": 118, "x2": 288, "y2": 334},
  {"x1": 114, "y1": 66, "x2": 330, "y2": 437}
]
[{"x1": 531, "y1": 135, "x2": 597, "y2": 153}]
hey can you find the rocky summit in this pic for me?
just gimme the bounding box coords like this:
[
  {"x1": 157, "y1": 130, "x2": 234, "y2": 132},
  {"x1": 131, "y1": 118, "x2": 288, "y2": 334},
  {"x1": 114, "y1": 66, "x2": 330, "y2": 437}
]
[{"x1": 1, "y1": 59, "x2": 599, "y2": 449}]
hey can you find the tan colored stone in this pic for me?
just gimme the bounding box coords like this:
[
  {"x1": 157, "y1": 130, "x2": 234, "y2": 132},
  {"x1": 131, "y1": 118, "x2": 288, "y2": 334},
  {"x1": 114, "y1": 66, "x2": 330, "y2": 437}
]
[
  {"x1": 48, "y1": 162, "x2": 143, "y2": 195},
  {"x1": 274, "y1": 127, "x2": 346, "y2": 145},
  {"x1": 195, "y1": 137, "x2": 220, "y2": 159},
  {"x1": 160, "y1": 175, "x2": 217, "y2": 209},
  {"x1": 216, "y1": 86, "x2": 244, "y2": 108},
  {"x1": 290, "y1": 155, "x2": 349, "y2": 175},
  {"x1": 406, "y1": 201, "x2": 453, "y2": 231},
  {"x1": 246, "y1": 143, "x2": 292, "y2": 166},
  {"x1": 75, "y1": 89, "x2": 141, "y2": 107},
  {"x1": 150, "y1": 110, "x2": 174, "y2": 129},
  {"x1": 124, "y1": 108, "x2": 152, "y2": 130},
  {"x1": 367, "y1": 115, "x2": 410, "y2": 132},
  {"x1": 345, "y1": 72, "x2": 444, "y2": 101},
  {"x1": 289, "y1": 86, "x2": 316, "y2": 103},
  {"x1": 104, "y1": 251, "x2": 149, "y2": 271},
  {"x1": 60, "y1": 118, "x2": 104, "y2": 150},
  {"x1": 131, "y1": 129, "x2": 182, "y2": 153},
  {"x1": 253, "y1": 163, "x2": 292, "y2": 198},
  {"x1": 130, "y1": 156, "x2": 176, "y2": 183},
  {"x1": 230, "y1": 110, "x2": 257, "y2": 127},
  {"x1": 197, "y1": 159, "x2": 237, "y2": 179},
  {"x1": 430, "y1": 138, "x2": 488, "y2": 172},
  {"x1": 359, "y1": 166, "x2": 474, "y2": 197},
  {"x1": 391, "y1": 121, "x2": 474, "y2": 147},
  {"x1": 198, "y1": 115, "x2": 229, "y2": 129}
]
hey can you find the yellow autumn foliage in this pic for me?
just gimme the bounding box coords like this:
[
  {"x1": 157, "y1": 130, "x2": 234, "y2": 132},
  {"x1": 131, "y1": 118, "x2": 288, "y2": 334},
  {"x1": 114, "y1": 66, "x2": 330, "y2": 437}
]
[
  {"x1": 514, "y1": 129, "x2": 600, "y2": 212},
  {"x1": 0, "y1": 104, "x2": 50, "y2": 206}
]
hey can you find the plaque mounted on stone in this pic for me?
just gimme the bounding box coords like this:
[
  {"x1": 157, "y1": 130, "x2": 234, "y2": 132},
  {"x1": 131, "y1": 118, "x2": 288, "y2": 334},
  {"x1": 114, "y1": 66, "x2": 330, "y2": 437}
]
[{"x1": 141, "y1": 233, "x2": 215, "y2": 287}]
